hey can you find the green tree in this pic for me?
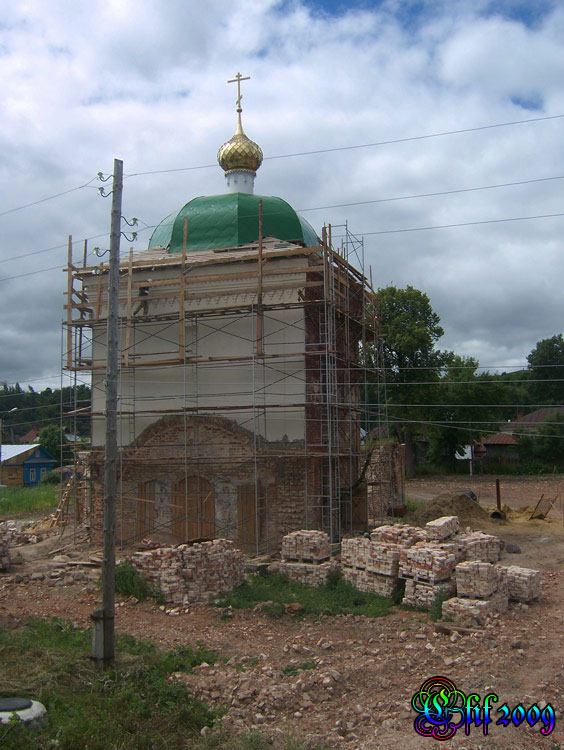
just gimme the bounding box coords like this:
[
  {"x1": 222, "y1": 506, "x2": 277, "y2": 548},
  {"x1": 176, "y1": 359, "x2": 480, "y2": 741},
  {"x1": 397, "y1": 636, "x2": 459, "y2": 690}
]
[
  {"x1": 426, "y1": 355, "x2": 509, "y2": 465},
  {"x1": 527, "y1": 334, "x2": 564, "y2": 405},
  {"x1": 518, "y1": 413, "x2": 564, "y2": 467},
  {"x1": 39, "y1": 424, "x2": 70, "y2": 467},
  {"x1": 370, "y1": 285, "x2": 449, "y2": 476}
]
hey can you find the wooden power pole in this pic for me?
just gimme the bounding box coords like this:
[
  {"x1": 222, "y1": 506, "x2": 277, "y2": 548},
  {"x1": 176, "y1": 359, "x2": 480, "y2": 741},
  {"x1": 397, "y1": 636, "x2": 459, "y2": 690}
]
[{"x1": 94, "y1": 157, "x2": 123, "y2": 663}]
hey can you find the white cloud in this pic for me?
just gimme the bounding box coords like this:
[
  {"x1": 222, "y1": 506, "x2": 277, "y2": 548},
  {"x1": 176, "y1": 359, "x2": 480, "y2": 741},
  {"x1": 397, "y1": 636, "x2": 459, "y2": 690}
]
[{"x1": 1, "y1": 0, "x2": 564, "y2": 392}]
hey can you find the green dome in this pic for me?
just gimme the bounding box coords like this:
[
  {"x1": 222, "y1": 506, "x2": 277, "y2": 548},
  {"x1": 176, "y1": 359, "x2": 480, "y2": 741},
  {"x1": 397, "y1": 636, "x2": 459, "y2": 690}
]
[{"x1": 149, "y1": 193, "x2": 319, "y2": 253}]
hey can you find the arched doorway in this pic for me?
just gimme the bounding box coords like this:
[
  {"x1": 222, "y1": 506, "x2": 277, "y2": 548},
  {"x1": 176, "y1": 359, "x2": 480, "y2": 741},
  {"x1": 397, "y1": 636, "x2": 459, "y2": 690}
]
[{"x1": 172, "y1": 476, "x2": 215, "y2": 542}]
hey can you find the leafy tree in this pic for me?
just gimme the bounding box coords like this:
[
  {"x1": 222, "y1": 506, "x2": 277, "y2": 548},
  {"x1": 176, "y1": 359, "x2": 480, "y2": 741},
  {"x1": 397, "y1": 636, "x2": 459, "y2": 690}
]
[
  {"x1": 518, "y1": 413, "x2": 564, "y2": 467},
  {"x1": 426, "y1": 355, "x2": 509, "y2": 465},
  {"x1": 39, "y1": 424, "x2": 70, "y2": 467},
  {"x1": 369, "y1": 285, "x2": 450, "y2": 476},
  {"x1": 527, "y1": 334, "x2": 564, "y2": 405}
]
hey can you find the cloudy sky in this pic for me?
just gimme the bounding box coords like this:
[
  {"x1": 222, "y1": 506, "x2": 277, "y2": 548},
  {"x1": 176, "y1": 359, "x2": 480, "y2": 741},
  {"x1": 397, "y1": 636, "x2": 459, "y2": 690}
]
[{"x1": 1, "y1": 0, "x2": 564, "y2": 395}]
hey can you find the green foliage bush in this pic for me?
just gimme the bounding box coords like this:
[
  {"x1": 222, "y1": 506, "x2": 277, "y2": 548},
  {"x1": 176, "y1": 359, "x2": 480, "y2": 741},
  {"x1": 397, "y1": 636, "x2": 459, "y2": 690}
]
[
  {"x1": 39, "y1": 470, "x2": 61, "y2": 485},
  {"x1": 114, "y1": 560, "x2": 164, "y2": 603}
]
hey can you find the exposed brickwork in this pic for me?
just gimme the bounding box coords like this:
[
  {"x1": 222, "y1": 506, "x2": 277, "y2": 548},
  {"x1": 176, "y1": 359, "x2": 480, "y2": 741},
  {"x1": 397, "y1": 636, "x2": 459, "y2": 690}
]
[
  {"x1": 425, "y1": 515, "x2": 460, "y2": 541},
  {"x1": 399, "y1": 542, "x2": 461, "y2": 583},
  {"x1": 500, "y1": 565, "x2": 541, "y2": 602},
  {"x1": 341, "y1": 537, "x2": 401, "y2": 578},
  {"x1": 342, "y1": 566, "x2": 397, "y2": 597},
  {"x1": 454, "y1": 561, "x2": 507, "y2": 599},
  {"x1": 279, "y1": 560, "x2": 339, "y2": 587},
  {"x1": 89, "y1": 415, "x2": 312, "y2": 552},
  {"x1": 366, "y1": 444, "x2": 405, "y2": 522},
  {"x1": 281, "y1": 530, "x2": 331, "y2": 562},
  {"x1": 455, "y1": 531, "x2": 502, "y2": 563},
  {"x1": 130, "y1": 538, "x2": 244, "y2": 605},
  {"x1": 370, "y1": 524, "x2": 426, "y2": 547},
  {"x1": 0, "y1": 531, "x2": 10, "y2": 571},
  {"x1": 442, "y1": 592, "x2": 509, "y2": 625},
  {"x1": 402, "y1": 579, "x2": 456, "y2": 609}
]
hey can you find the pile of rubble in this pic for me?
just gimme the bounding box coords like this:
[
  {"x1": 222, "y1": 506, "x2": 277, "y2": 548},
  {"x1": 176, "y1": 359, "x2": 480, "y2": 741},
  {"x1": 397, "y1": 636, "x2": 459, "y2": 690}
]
[
  {"x1": 130, "y1": 538, "x2": 245, "y2": 605},
  {"x1": 0, "y1": 520, "x2": 48, "y2": 547},
  {"x1": 0, "y1": 530, "x2": 10, "y2": 571},
  {"x1": 279, "y1": 530, "x2": 337, "y2": 586}
]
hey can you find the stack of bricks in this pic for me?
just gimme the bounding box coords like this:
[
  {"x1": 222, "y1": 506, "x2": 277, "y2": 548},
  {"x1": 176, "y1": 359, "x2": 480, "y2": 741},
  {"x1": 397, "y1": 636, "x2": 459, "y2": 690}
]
[
  {"x1": 501, "y1": 565, "x2": 541, "y2": 602},
  {"x1": 370, "y1": 524, "x2": 426, "y2": 547},
  {"x1": 399, "y1": 542, "x2": 461, "y2": 610},
  {"x1": 443, "y1": 559, "x2": 511, "y2": 625},
  {"x1": 341, "y1": 536, "x2": 401, "y2": 598},
  {"x1": 455, "y1": 531, "x2": 502, "y2": 563},
  {"x1": 279, "y1": 530, "x2": 335, "y2": 587},
  {"x1": 402, "y1": 579, "x2": 456, "y2": 609},
  {"x1": 425, "y1": 516, "x2": 460, "y2": 541},
  {"x1": 399, "y1": 543, "x2": 460, "y2": 584},
  {"x1": 281, "y1": 530, "x2": 330, "y2": 562},
  {"x1": 442, "y1": 592, "x2": 509, "y2": 625},
  {"x1": 130, "y1": 539, "x2": 244, "y2": 605},
  {"x1": 455, "y1": 561, "x2": 507, "y2": 599},
  {"x1": 0, "y1": 530, "x2": 10, "y2": 571}
]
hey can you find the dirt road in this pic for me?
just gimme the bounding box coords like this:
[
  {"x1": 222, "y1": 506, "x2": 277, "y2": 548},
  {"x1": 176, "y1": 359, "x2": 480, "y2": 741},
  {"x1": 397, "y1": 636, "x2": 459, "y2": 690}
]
[{"x1": 1, "y1": 476, "x2": 564, "y2": 749}]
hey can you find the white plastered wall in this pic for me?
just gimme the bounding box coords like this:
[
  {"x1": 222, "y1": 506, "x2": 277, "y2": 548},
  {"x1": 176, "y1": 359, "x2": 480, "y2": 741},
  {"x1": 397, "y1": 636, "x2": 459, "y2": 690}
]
[{"x1": 89, "y1": 254, "x2": 309, "y2": 447}]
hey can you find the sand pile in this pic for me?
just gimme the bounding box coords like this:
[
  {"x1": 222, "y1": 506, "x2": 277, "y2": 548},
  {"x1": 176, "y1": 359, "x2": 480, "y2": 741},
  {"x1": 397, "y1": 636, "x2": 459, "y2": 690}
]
[{"x1": 408, "y1": 492, "x2": 490, "y2": 527}]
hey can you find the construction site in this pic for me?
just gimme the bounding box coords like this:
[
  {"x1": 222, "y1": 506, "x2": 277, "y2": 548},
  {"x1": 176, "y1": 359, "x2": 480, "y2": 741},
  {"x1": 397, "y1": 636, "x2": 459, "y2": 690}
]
[
  {"x1": 61, "y1": 217, "x2": 406, "y2": 553},
  {"x1": 49, "y1": 73, "x2": 411, "y2": 555}
]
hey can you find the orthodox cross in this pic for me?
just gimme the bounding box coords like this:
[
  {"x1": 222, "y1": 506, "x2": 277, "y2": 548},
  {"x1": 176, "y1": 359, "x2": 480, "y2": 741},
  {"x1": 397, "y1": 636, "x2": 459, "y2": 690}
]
[{"x1": 227, "y1": 72, "x2": 250, "y2": 112}]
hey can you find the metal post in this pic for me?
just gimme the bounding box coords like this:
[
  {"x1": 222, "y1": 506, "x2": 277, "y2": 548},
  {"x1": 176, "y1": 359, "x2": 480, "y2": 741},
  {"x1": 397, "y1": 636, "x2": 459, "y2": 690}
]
[
  {"x1": 0, "y1": 419, "x2": 3, "y2": 488},
  {"x1": 99, "y1": 158, "x2": 123, "y2": 663}
]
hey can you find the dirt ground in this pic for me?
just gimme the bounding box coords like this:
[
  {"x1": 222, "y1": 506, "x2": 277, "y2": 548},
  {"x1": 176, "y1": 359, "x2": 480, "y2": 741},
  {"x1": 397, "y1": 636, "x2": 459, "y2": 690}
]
[{"x1": 2, "y1": 475, "x2": 564, "y2": 749}]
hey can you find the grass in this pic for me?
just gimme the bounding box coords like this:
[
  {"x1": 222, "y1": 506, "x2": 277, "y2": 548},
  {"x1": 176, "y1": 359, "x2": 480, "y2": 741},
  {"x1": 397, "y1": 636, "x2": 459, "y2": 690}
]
[
  {"x1": 216, "y1": 572, "x2": 395, "y2": 618},
  {"x1": 0, "y1": 618, "x2": 310, "y2": 750},
  {"x1": 429, "y1": 589, "x2": 452, "y2": 622},
  {"x1": 114, "y1": 559, "x2": 165, "y2": 603},
  {"x1": 0, "y1": 617, "x2": 218, "y2": 749},
  {"x1": 401, "y1": 499, "x2": 424, "y2": 516},
  {"x1": 0, "y1": 485, "x2": 58, "y2": 515},
  {"x1": 281, "y1": 661, "x2": 317, "y2": 676}
]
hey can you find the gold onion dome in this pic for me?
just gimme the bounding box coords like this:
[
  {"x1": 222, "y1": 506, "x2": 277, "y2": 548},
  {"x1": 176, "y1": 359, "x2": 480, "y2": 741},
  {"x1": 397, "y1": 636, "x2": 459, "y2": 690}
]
[{"x1": 217, "y1": 112, "x2": 263, "y2": 176}]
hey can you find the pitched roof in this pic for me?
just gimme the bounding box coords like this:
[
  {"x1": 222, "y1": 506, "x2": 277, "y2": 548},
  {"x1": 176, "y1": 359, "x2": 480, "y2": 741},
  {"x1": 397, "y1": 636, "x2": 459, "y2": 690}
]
[
  {"x1": 1, "y1": 444, "x2": 39, "y2": 461},
  {"x1": 0, "y1": 444, "x2": 55, "y2": 462},
  {"x1": 505, "y1": 407, "x2": 564, "y2": 431},
  {"x1": 482, "y1": 432, "x2": 519, "y2": 445}
]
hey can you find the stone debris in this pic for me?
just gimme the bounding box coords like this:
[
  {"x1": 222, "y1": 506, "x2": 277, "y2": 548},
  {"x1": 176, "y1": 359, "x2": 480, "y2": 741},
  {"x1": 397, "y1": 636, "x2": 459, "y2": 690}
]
[
  {"x1": 281, "y1": 530, "x2": 330, "y2": 563},
  {"x1": 399, "y1": 542, "x2": 460, "y2": 583},
  {"x1": 130, "y1": 539, "x2": 244, "y2": 605},
  {"x1": 340, "y1": 537, "x2": 401, "y2": 577},
  {"x1": 402, "y1": 579, "x2": 456, "y2": 609},
  {"x1": 342, "y1": 566, "x2": 397, "y2": 597},
  {"x1": 425, "y1": 515, "x2": 460, "y2": 541},
  {"x1": 370, "y1": 524, "x2": 426, "y2": 547},
  {"x1": 0, "y1": 520, "x2": 49, "y2": 547},
  {"x1": 501, "y1": 565, "x2": 541, "y2": 602},
  {"x1": 455, "y1": 530, "x2": 502, "y2": 563},
  {"x1": 455, "y1": 561, "x2": 507, "y2": 599},
  {"x1": 279, "y1": 560, "x2": 338, "y2": 587},
  {"x1": 0, "y1": 532, "x2": 10, "y2": 571},
  {"x1": 442, "y1": 591, "x2": 509, "y2": 625}
]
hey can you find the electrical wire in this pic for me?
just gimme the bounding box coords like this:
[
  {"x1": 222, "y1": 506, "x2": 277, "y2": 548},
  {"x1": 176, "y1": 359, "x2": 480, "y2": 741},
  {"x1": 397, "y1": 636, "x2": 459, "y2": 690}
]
[{"x1": 123, "y1": 112, "x2": 564, "y2": 178}]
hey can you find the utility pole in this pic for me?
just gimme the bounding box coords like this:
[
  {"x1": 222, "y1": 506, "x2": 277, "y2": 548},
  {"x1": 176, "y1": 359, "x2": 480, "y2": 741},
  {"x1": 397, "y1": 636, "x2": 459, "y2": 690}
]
[{"x1": 95, "y1": 158, "x2": 122, "y2": 663}]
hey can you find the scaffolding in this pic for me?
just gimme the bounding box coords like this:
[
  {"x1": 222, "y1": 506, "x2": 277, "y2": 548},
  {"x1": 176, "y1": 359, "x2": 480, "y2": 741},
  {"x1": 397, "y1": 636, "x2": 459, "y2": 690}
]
[{"x1": 61, "y1": 219, "x2": 387, "y2": 553}]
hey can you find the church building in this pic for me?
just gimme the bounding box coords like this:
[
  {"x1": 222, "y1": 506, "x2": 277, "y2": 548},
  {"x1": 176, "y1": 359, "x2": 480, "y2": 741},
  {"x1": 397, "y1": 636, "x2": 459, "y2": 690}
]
[{"x1": 65, "y1": 75, "x2": 377, "y2": 552}]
